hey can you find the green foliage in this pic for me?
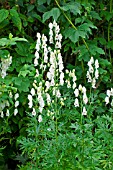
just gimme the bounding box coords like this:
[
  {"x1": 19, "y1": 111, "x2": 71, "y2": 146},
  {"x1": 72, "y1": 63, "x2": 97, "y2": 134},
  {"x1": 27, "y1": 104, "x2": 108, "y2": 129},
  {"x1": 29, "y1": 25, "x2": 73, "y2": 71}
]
[
  {"x1": 0, "y1": 9, "x2": 9, "y2": 23},
  {"x1": 0, "y1": 0, "x2": 113, "y2": 169},
  {"x1": 43, "y1": 8, "x2": 61, "y2": 22},
  {"x1": 10, "y1": 8, "x2": 22, "y2": 31}
]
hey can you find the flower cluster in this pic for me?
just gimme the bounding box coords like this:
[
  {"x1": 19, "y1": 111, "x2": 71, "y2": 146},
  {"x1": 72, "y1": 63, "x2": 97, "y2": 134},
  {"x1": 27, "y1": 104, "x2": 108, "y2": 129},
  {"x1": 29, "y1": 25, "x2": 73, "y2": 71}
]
[
  {"x1": 74, "y1": 85, "x2": 88, "y2": 115},
  {"x1": 0, "y1": 100, "x2": 10, "y2": 118},
  {"x1": 28, "y1": 21, "x2": 64, "y2": 121},
  {"x1": 49, "y1": 20, "x2": 62, "y2": 49},
  {"x1": 14, "y1": 93, "x2": 19, "y2": 116},
  {"x1": 105, "y1": 88, "x2": 113, "y2": 106},
  {"x1": 28, "y1": 80, "x2": 43, "y2": 122},
  {"x1": 0, "y1": 54, "x2": 12, "y2": 78},
  {"x1": 65, "y1": 69, "x2": 77, "y2": 89},
  {"x1": 0, "y1": 90, "x2": 19, "y2": 117},
  {"x1": 86, "y1": 57, "x2": 99, "y2": 88}
]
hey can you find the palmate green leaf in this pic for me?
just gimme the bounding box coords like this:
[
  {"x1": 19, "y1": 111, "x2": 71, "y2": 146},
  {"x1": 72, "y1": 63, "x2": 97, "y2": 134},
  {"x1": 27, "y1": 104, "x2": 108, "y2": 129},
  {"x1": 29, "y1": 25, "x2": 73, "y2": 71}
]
[
  {"x1": 42, "y1": 8, "x2": 61, "y2": 22},
  {"x1": 89, "y1": 44, "x2": 105, "y2": 55},
  {"x1": 10, "y1": 9, "x2": 22, "y2": 31},
  {"x1": 0, "y1": 9, "x2": 9, "y2": 23},
  {"x1": 99, "y1": 58, "x2": 111, "y2": 67},
  {"x1": 64, "y1": 28, "x2": 79, "y2": 43},
  {"x1": 13, "y1": 77, "x2": 30, "y2": 92},
  {"x1": 18, "y1": 70, "x2": 30, "y2": 77},
  {"x1": 61, "y1": 2, "x2": 81, "y2": 15},
  {"x1": 90, "y1": 11, "x2": 102, "y2": 20},
  {"x1": 64, "y1": 28, "x2": 86, "y2": 43}
]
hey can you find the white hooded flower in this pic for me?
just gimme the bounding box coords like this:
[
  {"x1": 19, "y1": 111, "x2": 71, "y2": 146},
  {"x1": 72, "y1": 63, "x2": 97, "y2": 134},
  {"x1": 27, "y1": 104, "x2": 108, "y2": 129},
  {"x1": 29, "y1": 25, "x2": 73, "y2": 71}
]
[
  {"x1": 105, "y1": 96, "x2": 109, "y2": 105},
  {"x1": 82, "y1": 107, "x2": 87, "y2": 115},
  {"x1": 1, "y1": 111, "x2": 4, "y2": 118},
  {"x1": 74, "y1": 88, "x2": 79, "y2": 97},
  {"x1": 32, "y1": 108, "x2": 36, "y2": 116},
  {"x1": 15, "y1": 101, "x2": 19, "y2": 107},
  {"x1": 83, "y1": 93, "x2": 88, "y2": 104},
  {"x1": 6, "y1": 109, "x2": 9, "y2": 116},
  {"x1": 49, "y1": 23, "x2": 53, "y2": 29},
  {"x1": 95, "y1": 69, "x2": 99, "y2": 79},
  {"x1": 14, "y1": 108, "x2": 18, "y2": 116},
  {"x1": 95, "y1": 59, "x2": 99, "y2": 69},
  {"x1": 107, "y1": 90, "x2": 111, "y2": 97},
  {"x1": 74, "y1": 98, "x2": 79, "y2": 107},
  {"x1": 56, "y1": 89, "x2": 61, "y2": 98},
  {"x1": 78, "y1": 84, "x2": 83, "y2": 91},
  {"x1": 31, "y1": 88, "x2": 35, "y2": 96},
  {"x1": 92, "y1": 78, "x2": 96, "y2": 88},
  {"x1": 14, "y1": 93, "x2": 19, "y2": 100},
  {"x1": 38, "y1": 114, "x2": 42, "y2": 122}
]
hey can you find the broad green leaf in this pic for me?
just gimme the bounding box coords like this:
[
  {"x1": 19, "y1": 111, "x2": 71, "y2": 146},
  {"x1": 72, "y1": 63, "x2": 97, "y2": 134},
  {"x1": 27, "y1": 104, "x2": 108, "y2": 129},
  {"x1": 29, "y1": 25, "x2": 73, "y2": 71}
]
[
  {"x1": 38, "y1": 0, "x2": 46, "y2": 5},
  {"x1": 107, "y1": 40, "x2": 113, "y2": 50},
  {"x1": 89, "y1": 44, "x2": 105, "y2": 55},
  {"x1": 47, "y1": 0, "x2": 52, "y2": 5},
  {"x1": 29, "y1": 12, "x2": 42, "y2": 22},
  {"x1": 98, "y1": 38, "x2": 106, "y2": 45},
  {"x1": 27, "y1": 5, "x2": 35, "y2": 12},
  {"x1": 104, "y1": 11, "x2": 112, "y2": 21},
  {"x1": 90, "y1": 11, "x2": 102, "y2": 20},
  {"x1": 18, "y1": 70, "x2": 30, "y2": 77},
  {"x1": 19, "y1": 78, "x2": 30, "y2": 92},
  {"x1": 99, "y1": 58, "x2": 111, "y2": 67},
  {"x1": 10, "y1": 9, "x2": 22, "y2": 31},
  {"x1": 0, "y1": 37, "x2": 27, "y2": 47},
  {"x1": 13, "y1": 77, "x2": 22, "y2": 86},
  {"x1": 0, "y1": 38, "x2": 10, "y2": 46},
  {"x1": 64, "y1": 28, "x2": 79, "y2": 43},
  {"x1": 15, "y1": 42, "x2": 29, "y2": 56},
  {"x1": 0, "y1": 19, "x2": 9, "y2": 29},
  {"x1": 11, "y1": 37, "x2": 27, "y2": 42},
  {"x1": 17, "y1": 0, "x2": 24, "y2": 7},
  {"x1": 0, "y1": 9, "x2": 9, "y2": 23},
  {"x1": 61, "y1": 2, "x2": 81, "y2": 15},
  {"x1": 96, "y1": 47, "x2": 105, "y2": 54},
  {"x1": 78, "y1": 23, "x2": 91, "y2": 35},
  {"x1": 42, "y1": 8, "x2": 61, "y2": 22},
  {"x1": 64, "y1": 28, "x2": 86, "y2": 43}
]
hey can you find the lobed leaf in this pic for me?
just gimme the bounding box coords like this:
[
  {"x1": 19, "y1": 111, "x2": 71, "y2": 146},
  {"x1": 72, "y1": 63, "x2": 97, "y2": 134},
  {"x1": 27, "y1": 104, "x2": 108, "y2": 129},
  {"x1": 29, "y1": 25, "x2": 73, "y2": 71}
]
[
  {"x1": 0, "y1": 9, "x2": 9, "y2": 23},
  {"x1": 61, "y1": 2, "x2": 81, "y2": 15},
  {"x1": 42, "y1": 8, "x2": 61, "y2": 22},
  {"x1": 10, "y1": 9, "x2": 22, "y2": 31}
]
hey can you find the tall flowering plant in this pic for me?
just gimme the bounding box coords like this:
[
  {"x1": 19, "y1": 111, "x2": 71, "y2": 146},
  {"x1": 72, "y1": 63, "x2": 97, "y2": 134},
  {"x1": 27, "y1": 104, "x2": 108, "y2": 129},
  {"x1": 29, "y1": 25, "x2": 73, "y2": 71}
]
[{"x1": 18, "y1": 21, "x2": 113, "y2": 170}]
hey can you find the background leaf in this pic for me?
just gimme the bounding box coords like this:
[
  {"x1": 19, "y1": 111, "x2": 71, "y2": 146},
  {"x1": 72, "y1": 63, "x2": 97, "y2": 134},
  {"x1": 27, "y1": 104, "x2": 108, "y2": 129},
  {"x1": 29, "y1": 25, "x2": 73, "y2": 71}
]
[
  {"x1": 42, "y1": 8, "x2": 61, "y2": 22},
  {"x1": 10, "y1": 9, "x2": 22, "y2": 31},
  {"x1": 0, "y1": 9, "x2": 9, "y2": 23}
]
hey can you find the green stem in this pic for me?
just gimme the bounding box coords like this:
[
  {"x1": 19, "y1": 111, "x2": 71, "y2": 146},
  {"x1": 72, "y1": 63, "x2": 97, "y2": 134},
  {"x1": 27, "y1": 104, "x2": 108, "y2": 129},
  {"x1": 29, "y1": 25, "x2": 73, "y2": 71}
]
[
  {"x1": 55, "y1": 0, "x2": 89, "y2": 83},
  {"x1": 80, "y1": 96, "x2": 83, "y2": 125},
  {"x1": 55, "y1": 0, "x2": 90, "y2": 51},
  {"x1": 35, "y1": 116, "x2": 39, "y2": 167}
]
